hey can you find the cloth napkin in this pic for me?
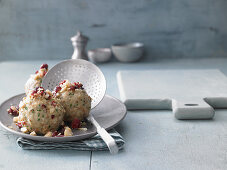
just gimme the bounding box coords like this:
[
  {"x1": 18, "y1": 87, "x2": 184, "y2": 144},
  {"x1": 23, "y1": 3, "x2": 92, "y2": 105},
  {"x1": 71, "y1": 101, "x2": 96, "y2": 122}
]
[{"x1": 17, "y1": 129, "x2": 125, "y2": 151}]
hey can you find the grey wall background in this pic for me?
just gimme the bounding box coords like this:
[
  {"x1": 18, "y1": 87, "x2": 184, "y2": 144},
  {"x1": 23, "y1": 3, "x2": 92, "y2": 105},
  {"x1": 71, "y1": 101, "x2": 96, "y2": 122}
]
[{"x1": 0, "y1": 0, "x2": 227, "y2": 61}]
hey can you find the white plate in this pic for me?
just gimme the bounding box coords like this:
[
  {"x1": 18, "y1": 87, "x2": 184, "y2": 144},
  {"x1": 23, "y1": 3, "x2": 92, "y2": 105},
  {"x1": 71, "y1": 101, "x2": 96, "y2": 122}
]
[{"x1": 0, "y1": 94, "x2": 127, "y2": 142}]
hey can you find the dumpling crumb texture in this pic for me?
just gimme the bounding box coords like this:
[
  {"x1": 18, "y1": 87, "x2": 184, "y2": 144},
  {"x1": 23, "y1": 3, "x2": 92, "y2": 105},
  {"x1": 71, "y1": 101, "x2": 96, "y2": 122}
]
[
  {"x1": 54, "y1": 80, "x2": 92, "y2": 121},
  {"x1": 16, "y1": 87, "x2": 65, "y2": 135}
]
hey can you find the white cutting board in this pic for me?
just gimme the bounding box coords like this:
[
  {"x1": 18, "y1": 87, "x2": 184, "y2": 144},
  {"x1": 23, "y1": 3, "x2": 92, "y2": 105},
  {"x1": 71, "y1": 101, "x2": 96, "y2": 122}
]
[{"x1": 117, "y1": 69, "x2": 227, "y2": 119}]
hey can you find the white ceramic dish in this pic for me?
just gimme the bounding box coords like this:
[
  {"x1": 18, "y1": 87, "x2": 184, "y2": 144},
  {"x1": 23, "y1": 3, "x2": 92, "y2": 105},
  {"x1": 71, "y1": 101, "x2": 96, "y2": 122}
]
[
  {"x1": 88, "y1": 48, "x2": 112, "y2": 63},
  {"x1": 111, "y1": 42, "x2": 144, "y2": 62},
  {"x1": 0, "y1": 94, "x2": 127, "y2": 142}
]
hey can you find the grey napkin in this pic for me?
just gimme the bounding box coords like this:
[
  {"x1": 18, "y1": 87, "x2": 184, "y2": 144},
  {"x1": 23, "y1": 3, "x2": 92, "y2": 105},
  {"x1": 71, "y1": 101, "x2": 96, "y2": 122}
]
[{"x1": 17, "y1": 129, "x2": 125, "y2": 151}]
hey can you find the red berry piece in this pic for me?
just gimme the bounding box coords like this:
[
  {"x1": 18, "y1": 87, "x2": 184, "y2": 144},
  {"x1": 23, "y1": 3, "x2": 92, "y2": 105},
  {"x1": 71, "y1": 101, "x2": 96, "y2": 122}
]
[
  {"x1": 31, "y1": 91, "x2": 36, "y2": 96},
  {"x1": 71, "y1": 118, "x2": 80, "y2": 129},
  {"x1": 51, "y1": 101, "x2": 56, "y2": 107},
  {"x1": 12, "y1": 111, "x2": 18, "y2": 116},
  {"x1": 74, "y1": 82, "x2": 78, "y2": 86},
  {"x1": 52, "y1": 131, "x2": 58, "y2": 137},
  {"x1": 7, "y1": 108, "x2": 13, "y2": 114},
  {"x1": 16, "y1": 123, "x2": 22, "y2": 128},
  {"x1": 39, "y1": 87, "x2": 44, "y2": 91},
  {"x1": 34, "y1": 87, "x2": 45, "y2": 95},
  {"x1": 40, "y1": 64, "x2": 48, "y2": 70},
  {"x1": 43, "y1": 71, "x2": 47, "y2": 76},
  {"x1": 35, "y1": 70, "x2": 38, "y2": 74},
  {"x1": 51, "y1": 115, "x2": 55, "y2": 119},
  {"x1": 74, "y1": 82, "x2": 84, "y2": 89},
  {"x1": 42, "y1": 104, "x2": 46, "y2": 109},
  {"x1": 69, "y1": 85, "x2": 75, "y2": 91},
  {"x1": 54, "y1": 86, "x2": 61, "y2": 93},
  {"x1": 59, "y1": 80, "x2": 66, "y2": 85},
  {"x1": 40, "y1": 90, "x2": 44, "y2": 95},
  {"x1": 7, "y1": 106, "x2": 19, "y2": 116},
  {"x1": 21, "y1": 121, "x2": 26, "y2": 125},
  {"x1": 31, "y1": 89, "x2": 38, "y2": 96}
]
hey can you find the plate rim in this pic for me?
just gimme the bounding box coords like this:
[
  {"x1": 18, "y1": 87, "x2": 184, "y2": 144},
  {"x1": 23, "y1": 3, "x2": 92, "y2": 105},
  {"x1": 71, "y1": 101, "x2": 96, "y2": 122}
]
[{"x1": 0, "y1": 93, "x2": 127, "y2": 142}]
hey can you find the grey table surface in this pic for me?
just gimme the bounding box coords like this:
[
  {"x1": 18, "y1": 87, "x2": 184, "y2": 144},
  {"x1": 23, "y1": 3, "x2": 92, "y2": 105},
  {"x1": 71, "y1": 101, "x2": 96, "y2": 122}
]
[{"x1": 0, "y1": 58, "x2": 227, "y2": 170}]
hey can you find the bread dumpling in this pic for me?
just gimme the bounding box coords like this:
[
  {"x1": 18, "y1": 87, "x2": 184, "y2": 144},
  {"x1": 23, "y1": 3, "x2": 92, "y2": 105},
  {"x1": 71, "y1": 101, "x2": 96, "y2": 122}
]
[
  {"x1": 16, "y1": 87, "x2": 65, "y2": 135},
  {"x1": 53, "y1": 80, "x2": 91, "y2": 121}
]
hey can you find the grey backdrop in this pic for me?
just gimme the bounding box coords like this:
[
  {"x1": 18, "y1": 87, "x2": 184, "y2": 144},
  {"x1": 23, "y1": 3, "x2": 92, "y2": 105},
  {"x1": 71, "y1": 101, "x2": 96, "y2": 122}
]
[{"x1": 0, "y1": 0, "x2": 227, "y2": 61}]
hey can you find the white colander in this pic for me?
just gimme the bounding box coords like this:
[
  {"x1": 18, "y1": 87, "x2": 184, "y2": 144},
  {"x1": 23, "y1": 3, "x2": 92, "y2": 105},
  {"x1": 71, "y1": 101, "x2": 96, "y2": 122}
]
[
  {"x1": 42, "y1": 59, "x2": 118, "y2": 154},
  {"x1": 42, "y1": 59, "x2": 106, "y2": 109}
]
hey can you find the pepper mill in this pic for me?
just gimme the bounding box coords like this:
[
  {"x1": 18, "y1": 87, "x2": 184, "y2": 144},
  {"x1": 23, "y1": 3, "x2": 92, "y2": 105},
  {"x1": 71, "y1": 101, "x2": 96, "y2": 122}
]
[{"x1": 71, "y1": 31, "x2": 89, "y2": 60}]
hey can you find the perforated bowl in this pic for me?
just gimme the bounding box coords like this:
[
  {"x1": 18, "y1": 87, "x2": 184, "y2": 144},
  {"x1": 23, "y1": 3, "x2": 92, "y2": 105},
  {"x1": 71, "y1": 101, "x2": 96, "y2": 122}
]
[{"x1": 42, "y1": 59, "x2": 106, "y2": 109}]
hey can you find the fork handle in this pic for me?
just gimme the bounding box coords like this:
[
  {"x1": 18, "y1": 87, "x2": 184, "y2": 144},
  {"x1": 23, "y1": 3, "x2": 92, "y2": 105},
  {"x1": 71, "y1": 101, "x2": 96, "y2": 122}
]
[{"x1": 97, "y1": 127, "x2": 119, "y2": 154}]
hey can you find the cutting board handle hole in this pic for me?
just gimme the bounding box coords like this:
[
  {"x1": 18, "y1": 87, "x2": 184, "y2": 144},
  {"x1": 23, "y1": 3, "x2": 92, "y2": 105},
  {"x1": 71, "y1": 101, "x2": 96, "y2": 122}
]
[{"x1": 185, "y1": 104, "x2": 198, "y2": 106}]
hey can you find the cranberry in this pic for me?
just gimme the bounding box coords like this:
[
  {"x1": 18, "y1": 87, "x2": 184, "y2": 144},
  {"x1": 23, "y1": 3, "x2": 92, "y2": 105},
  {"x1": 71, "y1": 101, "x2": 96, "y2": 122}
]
[
  {"x1": 59, "y1": 80, "x2": 66, "y2": 85},
  {"x1": 69, "y1": 85, "x2": 75, "y2": 91},
  {"x1": 13, "y1": 111, "x2": 18, "y2": 116},
  {"x1": 54, "y1": 86, "x2": 61, "y2": 93},
  {"x1": 51, "y1": 101, "x2": 56, "y2": 107},
  {"x1": 35, "y1": 70, "x2": 38, "y2": 74},
  {"x1": 74, "y1": 82, "x2": 84, "y2": 89},
  {"x1": 16, "y1": 123, "x2": 22, "y2": 128},
  {"x1": 32, "y1": 87, "x2": 45, "y2": 95},
  {"x1": 21, "y1": 121, "x2": 26, "y2": 125},
  {"x1": 7, "y1": 108, "x2": 13, "y2": 114},
  {"x1": 31, "y1": 91, "x2": 36, "y2": 96},
  {"x1": 43, "y1": 71, "x2": 47, "y2": 76},
  {"x1": 31, "y1": 90, "x2": 37, "y2": 96},
  {"x1": 52, "y1": 131, "x2": 58, "y2": 137},
  {"x1": 51, "y1": 115, "x2": 55, "y2": 119},
  {"x1": 8, "y1": 106, "x2": 19, "y2": 116},
  {"x1": 71, "y1": 118, "x2": 80, "y2": 129},
  {"x1": 40, "y1": 64, "x2": 48, "y2": 70},
  {"x1": 39, "y1": 87, "x2": 44, "y2": 91},
  {"x1": 31, "y1": 87, "x2": 39, "y2": 95},
  {"x1": 40, "y1": 90, "x2": 44, "y2": 95},
  {"x1": 42, "y1": 104, "x2": 46, "y2": 109}
]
